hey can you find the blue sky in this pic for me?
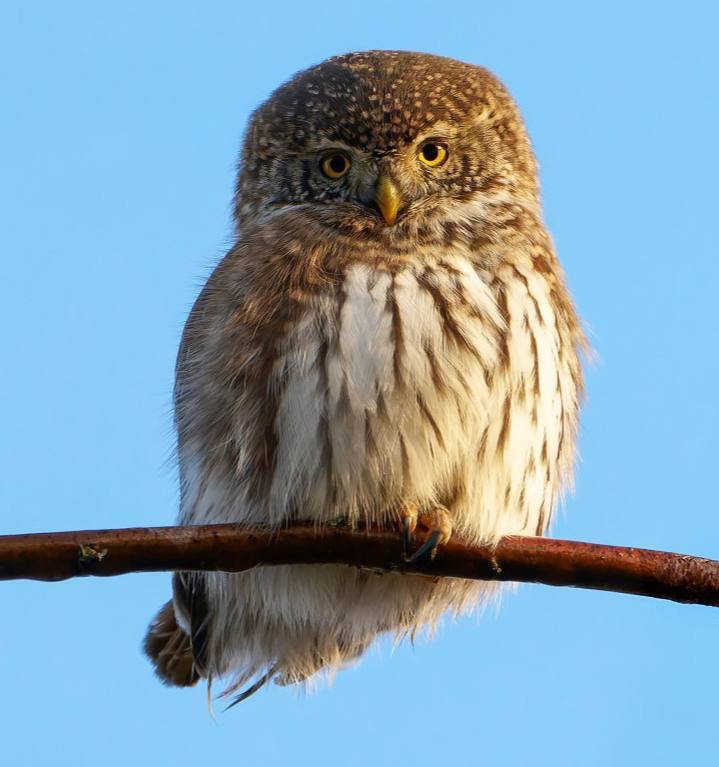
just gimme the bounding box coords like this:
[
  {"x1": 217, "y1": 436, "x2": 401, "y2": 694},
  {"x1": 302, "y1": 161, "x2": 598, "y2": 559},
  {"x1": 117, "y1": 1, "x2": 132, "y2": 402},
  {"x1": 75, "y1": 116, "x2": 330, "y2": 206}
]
[{"x1": 2, "y1": 2, "x2": 718, "y2": 764}]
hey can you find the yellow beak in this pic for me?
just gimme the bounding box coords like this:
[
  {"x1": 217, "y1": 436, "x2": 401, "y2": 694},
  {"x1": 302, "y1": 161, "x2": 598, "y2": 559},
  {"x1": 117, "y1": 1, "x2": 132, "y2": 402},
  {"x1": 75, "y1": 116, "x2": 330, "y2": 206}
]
[{"x1": 374, "y1": 175, "x2": 401, "y2": 226}]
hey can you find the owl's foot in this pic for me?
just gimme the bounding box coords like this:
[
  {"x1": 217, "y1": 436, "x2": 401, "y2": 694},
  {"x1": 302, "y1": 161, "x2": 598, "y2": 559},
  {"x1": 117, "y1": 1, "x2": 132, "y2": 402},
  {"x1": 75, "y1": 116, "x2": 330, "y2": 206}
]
[{"x1": 399, "y1": 503, "x2": 452, "y2": 563}]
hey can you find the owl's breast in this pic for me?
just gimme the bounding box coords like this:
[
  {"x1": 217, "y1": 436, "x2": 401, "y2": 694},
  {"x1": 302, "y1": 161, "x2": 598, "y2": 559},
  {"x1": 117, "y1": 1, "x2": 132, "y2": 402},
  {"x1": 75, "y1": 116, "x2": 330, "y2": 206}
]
[{"x1": 266, "y1": 256, "x2": 510, "y2": 527}]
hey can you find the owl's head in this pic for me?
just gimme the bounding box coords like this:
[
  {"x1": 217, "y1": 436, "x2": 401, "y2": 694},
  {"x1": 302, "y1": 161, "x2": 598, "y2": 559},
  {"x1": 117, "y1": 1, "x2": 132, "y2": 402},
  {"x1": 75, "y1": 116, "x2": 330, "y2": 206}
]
[{"x1": 235, "y1": 51, "x2": 539, "y2": 244}]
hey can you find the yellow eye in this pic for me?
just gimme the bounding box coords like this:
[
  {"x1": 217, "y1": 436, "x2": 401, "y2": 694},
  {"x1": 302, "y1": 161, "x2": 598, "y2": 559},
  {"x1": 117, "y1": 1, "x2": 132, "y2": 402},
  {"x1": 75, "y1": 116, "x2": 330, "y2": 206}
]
[
  {"x1": 320, "y1": 152, "x2": 351, "y2": 179},
  {"x1": 418, "y1": 142, "x2": 448, "y2": 168}
]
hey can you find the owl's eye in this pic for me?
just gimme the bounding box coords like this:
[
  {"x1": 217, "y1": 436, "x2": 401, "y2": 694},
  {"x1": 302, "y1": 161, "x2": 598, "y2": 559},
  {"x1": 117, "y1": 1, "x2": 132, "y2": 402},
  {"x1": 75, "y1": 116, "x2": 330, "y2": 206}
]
[
  {"x1": 320, "y1": 152, "x2": 352, "y2": 179},
  {"x1": 418, "y1": 142, "x2": 448, "y2": 168}
]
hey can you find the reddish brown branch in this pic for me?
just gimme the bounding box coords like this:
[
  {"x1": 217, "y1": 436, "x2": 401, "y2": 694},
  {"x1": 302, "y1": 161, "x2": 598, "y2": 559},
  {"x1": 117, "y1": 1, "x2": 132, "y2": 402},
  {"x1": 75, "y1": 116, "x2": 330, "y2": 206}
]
[{"x1": 0, "y1": 524, "x2": 717, "y2": 606}]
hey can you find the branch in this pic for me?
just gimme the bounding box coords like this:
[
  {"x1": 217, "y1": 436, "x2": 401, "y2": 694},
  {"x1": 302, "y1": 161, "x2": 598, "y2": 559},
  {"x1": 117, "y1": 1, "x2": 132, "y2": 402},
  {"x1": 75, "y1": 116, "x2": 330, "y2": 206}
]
[{"x1": 1, "y1": 523, "x2": 718, "y2": 606}]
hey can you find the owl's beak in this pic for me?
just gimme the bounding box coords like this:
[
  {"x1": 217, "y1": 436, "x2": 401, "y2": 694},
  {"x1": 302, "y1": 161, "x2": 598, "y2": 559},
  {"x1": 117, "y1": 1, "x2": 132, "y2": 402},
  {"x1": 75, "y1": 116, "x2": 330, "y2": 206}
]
[{"x1": 374, "y1": 175, "x2": 401, "y2": 226}]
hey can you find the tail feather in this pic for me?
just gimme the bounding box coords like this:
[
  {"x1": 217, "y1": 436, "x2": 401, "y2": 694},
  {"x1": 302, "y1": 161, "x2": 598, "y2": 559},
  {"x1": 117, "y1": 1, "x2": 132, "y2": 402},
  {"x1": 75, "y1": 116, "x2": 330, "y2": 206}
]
[
  {"x1": 223, "y1": 665, "x2": 278, "y2": 710},
  {"x1": 143, "y1": 600, "x2": 200, "y2": 687}
]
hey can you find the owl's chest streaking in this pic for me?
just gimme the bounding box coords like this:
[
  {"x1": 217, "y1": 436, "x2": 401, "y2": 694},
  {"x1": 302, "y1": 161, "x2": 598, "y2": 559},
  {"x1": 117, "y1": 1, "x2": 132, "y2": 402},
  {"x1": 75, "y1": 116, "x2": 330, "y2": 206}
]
[{"x1": 262, "y1": 252, "x2": 575, "y2": 541}]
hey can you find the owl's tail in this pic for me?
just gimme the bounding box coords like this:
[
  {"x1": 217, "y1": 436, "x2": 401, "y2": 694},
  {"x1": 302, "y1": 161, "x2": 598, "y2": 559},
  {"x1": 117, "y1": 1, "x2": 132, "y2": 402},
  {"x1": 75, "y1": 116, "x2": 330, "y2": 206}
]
[
  {"x1": 143, "y1": 600, "x2": 200, "y2": 687},
  {"x1": 143, "y1": 594, "x2": 277, "y2": 708}
]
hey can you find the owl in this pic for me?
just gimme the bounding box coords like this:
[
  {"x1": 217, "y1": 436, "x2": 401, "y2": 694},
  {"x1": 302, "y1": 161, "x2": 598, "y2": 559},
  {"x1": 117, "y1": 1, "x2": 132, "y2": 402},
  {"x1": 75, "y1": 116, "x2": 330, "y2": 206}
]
[{"x1": 144, "y1": 50, "x2": 585, "y2": 704}]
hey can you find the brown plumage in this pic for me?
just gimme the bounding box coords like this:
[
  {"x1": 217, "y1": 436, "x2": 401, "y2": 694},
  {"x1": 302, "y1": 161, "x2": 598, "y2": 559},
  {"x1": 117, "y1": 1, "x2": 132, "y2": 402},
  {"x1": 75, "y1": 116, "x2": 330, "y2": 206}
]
[
  {"x1": 143, "y1": 602, "x2": 198, "y2": 687},
  {"x1": 145, "y1": 50, "x2": 585, "y2": 702}
]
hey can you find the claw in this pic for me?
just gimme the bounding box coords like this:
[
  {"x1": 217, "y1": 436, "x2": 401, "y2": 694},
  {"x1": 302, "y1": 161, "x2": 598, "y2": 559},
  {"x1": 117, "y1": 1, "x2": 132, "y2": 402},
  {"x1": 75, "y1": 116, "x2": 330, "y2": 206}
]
[
  {"x1": 402, "y1": 516, "x2": 414, "y2": 559},
  {"x1": 398, "y1": 502, "x2": 418, "y2": 560},
  {"x1": 406, "y1": 529, "x2": 442, "y2": 563},
  {"x1": 402, "y1": 504, "x2": 452, "y2": 563}
]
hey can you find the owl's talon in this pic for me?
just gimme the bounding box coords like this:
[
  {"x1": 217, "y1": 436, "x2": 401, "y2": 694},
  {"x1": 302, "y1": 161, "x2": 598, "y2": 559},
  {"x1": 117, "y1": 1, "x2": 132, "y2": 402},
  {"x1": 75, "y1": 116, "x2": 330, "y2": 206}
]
[
  {"x1": 402, "y1": 516, "x2": 414, "y2": 559},
  {"x1": 398, "y1": 502, "x2": 418, "y2": 559},
  {"x1": 401, "y1": 504, "x2": 452, "y2": 563},
  {"x1": 406, "y1": 529, "x2": 442, "y2": 563}
]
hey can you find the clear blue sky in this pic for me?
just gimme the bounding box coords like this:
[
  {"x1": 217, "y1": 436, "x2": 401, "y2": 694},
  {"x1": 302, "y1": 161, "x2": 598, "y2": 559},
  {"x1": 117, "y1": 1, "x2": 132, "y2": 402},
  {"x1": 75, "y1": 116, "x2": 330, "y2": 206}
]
[{"x1": 2, "y1": 2, "x2": 718, "y2": 765}]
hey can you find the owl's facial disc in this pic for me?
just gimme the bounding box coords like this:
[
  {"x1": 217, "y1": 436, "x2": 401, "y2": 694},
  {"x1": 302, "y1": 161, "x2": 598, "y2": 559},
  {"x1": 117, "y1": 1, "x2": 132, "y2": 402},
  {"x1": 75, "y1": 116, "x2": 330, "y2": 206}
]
[{"x1": 312, "y1": 139, "x2": 455, "y2": 227}]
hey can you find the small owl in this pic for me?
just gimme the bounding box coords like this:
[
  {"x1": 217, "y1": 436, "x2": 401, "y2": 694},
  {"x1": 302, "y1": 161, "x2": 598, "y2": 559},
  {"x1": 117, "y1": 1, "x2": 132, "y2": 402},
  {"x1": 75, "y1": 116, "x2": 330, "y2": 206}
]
[{"x1": 144, "y1": 50, "x2": 585, "y2": 703}]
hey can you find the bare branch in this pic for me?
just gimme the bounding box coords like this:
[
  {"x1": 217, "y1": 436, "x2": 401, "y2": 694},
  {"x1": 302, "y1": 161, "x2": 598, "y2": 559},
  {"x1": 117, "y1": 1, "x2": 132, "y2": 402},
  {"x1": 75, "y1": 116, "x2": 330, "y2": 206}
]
[{"x1": 1, "y1": 524, "x2": 718, "y2": 606}]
